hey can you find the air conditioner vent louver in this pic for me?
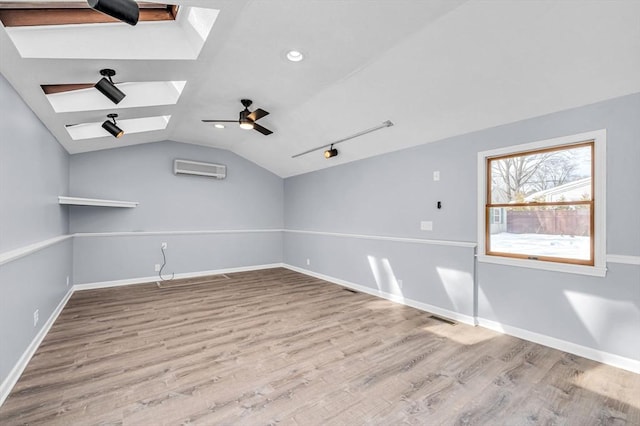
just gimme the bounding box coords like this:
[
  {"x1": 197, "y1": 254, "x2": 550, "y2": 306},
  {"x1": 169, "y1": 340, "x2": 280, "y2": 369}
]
[{"x1": 174, "y1": 159, "x2": 226, "y2": 179}]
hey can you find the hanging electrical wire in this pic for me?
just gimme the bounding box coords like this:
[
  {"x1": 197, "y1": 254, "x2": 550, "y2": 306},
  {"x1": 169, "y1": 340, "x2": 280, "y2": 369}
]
[{"x1": 157, "y1": 244, "x2": 174, "y2": 284}]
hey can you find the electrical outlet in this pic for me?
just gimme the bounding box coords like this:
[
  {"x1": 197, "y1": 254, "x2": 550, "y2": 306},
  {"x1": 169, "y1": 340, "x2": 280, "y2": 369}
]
[
  {"x1": 33, "y1": 309, "x2": 39, "y2": 327},
  {"x1": 306, "y1": 258, "x2": 310, "y2": 266},
  {"x1": 433, "y1": 171, "x2": 440, "y2": 181},
  {"x1": 66, "y1": 276, "x2": 70, "y2": 287},
  {"x1": 397, "y1": 279, "x2": 403, "y2": 289},
  {"x1": 155, "y1": 264, "x2": 161, "y2": 272},
  {"x1": 161, "y1": 242, "x2": 167, "y2": 250}
]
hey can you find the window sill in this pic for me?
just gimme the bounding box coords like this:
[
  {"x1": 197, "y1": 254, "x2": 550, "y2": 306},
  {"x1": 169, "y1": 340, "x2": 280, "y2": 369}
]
[{"x1": 477, "y1": 254, "x2": 607, "y2": 277}]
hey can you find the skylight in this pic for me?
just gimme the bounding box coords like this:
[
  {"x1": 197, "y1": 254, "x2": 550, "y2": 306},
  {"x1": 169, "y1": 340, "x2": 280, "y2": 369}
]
[
  {"x1": 0, "y1": 3, "x2": 178, "y2": 27},
  {"x1": 66, "y1": 115, "x2": 171, "y2": 140},
  {"x1": 4, "y1": 6, "x2": 219, "y2": 60},
  {"x1": 44, "y1": 81, "x2": 186, "y2": 113}
]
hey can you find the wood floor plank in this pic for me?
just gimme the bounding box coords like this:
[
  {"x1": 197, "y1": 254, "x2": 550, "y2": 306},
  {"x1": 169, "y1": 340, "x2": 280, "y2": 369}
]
[{"x1": 1, "y1": 268, "x2": 638, "y2": 425}]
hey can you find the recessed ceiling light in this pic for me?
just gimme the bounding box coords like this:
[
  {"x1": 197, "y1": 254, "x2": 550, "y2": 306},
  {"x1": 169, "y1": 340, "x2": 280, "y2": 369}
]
[
  {"x1": 214, "y1": 124, "x2": 225, "y2": 129},
  {"x1": 286, "y1": 50, "x2": 304, "y2": 62}
]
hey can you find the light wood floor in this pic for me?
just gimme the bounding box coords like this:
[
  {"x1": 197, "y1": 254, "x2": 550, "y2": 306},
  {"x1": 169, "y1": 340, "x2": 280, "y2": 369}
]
[{"x1": 1, "y1": 268, "x2": 638, "y2": 425}]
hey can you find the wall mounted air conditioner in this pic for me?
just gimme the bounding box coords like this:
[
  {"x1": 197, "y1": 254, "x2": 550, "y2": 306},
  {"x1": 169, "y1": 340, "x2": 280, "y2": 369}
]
[{"x1": 174, "y1": 159, "x2": 226, "y2": 179}]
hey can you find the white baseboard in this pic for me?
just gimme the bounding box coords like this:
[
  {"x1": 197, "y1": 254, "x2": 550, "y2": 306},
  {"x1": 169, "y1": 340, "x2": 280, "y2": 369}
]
[
  {"x1": 284, "y1": 264, "x2": 639, "y2": 374},
  {"x1": 283, "y1": 264, "x2": 476, "y2": 326},
  {"x1": 0, "y1": 263, "x2": 284, "y2": 408},
  {"x1": 0, "y1": 288, "x2": 74, "y2": 407},
  {"x1": 477, "y1": 318, "x2": 640, "y2": 374},
  {"x1": 74, "y1": 263, "x2": 284, "y2": 291},
  {"x1": 3, "y1": 263, "x2": 637, "y2": 410}
]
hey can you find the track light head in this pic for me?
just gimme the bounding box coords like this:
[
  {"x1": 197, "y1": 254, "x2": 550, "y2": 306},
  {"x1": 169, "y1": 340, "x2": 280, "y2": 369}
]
[
  {"x1": 102, "y1": 113, "x2": 124, "y2": 138},
  {"x1": 95, "y1": 69, "x2": 126, "y2": 104},
  {"x1": 87, "y1": 0, "x2": 139, "y2": 26},
  {"x1": 324, "y1": 144, "x2": 338, "y2": 159}
]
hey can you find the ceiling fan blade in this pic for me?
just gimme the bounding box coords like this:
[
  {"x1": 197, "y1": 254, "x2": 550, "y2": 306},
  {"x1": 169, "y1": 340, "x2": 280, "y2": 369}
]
[
  {"x1": 247, "y1": 108, "x2": 269, "y2": 122},
  {"x1": 253, "y1": 123, "x2": 273, "y2": 135},
  {"x1": 201, "y1": 119, "x2": 238, "y2": 123}
]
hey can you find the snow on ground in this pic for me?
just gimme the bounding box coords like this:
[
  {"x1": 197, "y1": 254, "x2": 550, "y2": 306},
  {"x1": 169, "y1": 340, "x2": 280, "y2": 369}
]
[{"x1": 490, "y1": 232, "x2": 590, "y2": 260}]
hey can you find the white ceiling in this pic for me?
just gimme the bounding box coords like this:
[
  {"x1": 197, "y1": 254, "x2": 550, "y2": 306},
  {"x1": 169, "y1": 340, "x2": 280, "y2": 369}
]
[{"x1": 1, "y1": 0, "x2": 639, "y2": 178}]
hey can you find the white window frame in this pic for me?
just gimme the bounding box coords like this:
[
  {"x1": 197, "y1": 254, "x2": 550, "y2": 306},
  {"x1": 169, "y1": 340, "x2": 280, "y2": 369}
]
[{"x1": 477, "y1": 129, "x2": 607, "y2": 277}]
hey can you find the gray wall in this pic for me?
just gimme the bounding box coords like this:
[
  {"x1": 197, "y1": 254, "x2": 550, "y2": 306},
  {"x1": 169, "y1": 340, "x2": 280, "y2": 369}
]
[
  {"x1": 283, "y1": 93, "x2": 640, "y2": 362},
  {"x1": 0, "y1": 75, "x2": 69, "y2": 252},
  {"x1": 69, "y1": 141, "x2": 284, "y2": 283},
  {"x1": 0, "y1": 73, "x2": 72, "y2": 384}
]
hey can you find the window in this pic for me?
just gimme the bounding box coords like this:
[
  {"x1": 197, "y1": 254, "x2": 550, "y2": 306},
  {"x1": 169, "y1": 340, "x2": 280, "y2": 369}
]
[
  {"x1": 477, "y1": 130, "x2": 606, "y2": 276},
  {"x1": 0, "y1": 3, "x2": 178, "y2": 27}
]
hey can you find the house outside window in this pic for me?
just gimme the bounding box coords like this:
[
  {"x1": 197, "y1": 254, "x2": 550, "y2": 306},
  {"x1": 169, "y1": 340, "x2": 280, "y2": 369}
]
[{"x1": 477, "y1": 130, "x2": 606, "y2": 277}]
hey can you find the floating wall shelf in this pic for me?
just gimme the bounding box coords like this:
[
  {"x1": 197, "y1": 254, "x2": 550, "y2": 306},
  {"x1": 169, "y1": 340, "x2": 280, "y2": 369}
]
[{"x1": 58, "y1": 196, "x2": 139, "y2": 208}]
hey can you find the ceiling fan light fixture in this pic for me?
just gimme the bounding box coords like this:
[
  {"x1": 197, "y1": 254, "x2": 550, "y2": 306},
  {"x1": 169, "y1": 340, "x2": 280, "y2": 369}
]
[
  {"x1": 95, "y1": 69, "x2": 126, "y2": 104},
  {"x1": 87, "y1": 0, "x2": 140, "y2": 26},
  {"x1": 239, "y1": 109, "x2": 254, "y2": 130},
  {"x1": 286, "y1": 50, "x2": 304, "y2": 62},
  {"x1": 102, "y1": 113, "x2": 124, "y2": 138}
]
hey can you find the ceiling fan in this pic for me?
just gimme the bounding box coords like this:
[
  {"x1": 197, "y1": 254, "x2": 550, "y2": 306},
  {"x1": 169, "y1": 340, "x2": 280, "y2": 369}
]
[{"x1": 202, "y1": 99, "x2": 273, "y2": 135}]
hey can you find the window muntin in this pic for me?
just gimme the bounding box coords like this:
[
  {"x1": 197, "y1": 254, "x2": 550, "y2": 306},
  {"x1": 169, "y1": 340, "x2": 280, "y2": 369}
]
[
  {"x1": 492, "y1": 208, "x2": 502, "y2": 224},
  {"x1": 486, "y1": 142, "x2": 594, "y2": 265}
]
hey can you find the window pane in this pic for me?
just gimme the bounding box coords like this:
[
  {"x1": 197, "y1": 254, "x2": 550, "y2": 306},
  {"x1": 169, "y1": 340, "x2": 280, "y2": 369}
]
[
  {"x1": 488, "y1": 205, "x2": 591, "y2": 261},
  {"x1": 490, "y1": 145, "x2": 592, "y2": 203}
]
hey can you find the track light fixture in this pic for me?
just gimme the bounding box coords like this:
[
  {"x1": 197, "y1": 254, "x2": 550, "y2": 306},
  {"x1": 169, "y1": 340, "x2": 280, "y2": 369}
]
[
  {"x1": 95, "y1": 69, "x2": 126, "y2": 104},
  {"x1": 87, "y1": 0, "x2": 139, "y2": 26},
  {"x1": 324, "y1": 144, "x2": 338, "y2": 159},
  {"x1": 292, "y1": 120, "x2": 394, "y2": 159},
  {"x1": 102, "y1": 113, "x2": 124, "y2": 138}
]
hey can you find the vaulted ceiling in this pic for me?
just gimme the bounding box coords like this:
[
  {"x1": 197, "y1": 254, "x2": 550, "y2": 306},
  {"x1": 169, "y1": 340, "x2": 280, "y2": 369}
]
[{"x1": 1, "y1": 0, "x2": 639, "y2": 177}]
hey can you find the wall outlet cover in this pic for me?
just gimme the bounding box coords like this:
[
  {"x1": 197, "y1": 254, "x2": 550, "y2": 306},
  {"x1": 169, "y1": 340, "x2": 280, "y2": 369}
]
[
  {"x1": 155, "y1": 264, "x2": 161, "y2": 272},
  {"x1": 161, "y1": 242, "x2": 168, "y2": 249},
  {"x1": 420, "y1": 221, "x2": 433, "y2": 231}
]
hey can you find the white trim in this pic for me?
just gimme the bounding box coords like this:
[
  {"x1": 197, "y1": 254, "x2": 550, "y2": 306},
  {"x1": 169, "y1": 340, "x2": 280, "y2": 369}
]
[
  {"x1": 0, "y1": 288, "x2": 74, "y2": 407},
  {"x1": 0, "y1": 231, "x2": 283, "y2": 265},
  {"x1": 283, "y1": 264, "x2": 476, "y2": 326},
  {"x1": 74, "y1": 263, "x2": 284, "y2": 290},
  {"x1": 607, "y1": 254, "x2": 640, "y2": 265},
  {"x1": 285, "y1": 264, "x2": 638, "y2": 374},
  {"x1": 477, "y1": 129, "x2": 607, "y2": 276},
  {"x1": 73, "y1": 229, "x2": 283, "y2": 238},
  {"x1": 58, "y1": 196, "x2": 138, "y2": 208},
  {"x1": 477, "y1": 254, "x2": 608, "y2": 277},
  {"x1": 0, "y1": 263, "x2": 283, "y2": 406},
  {"x1": 284, "y1": 229, "x2": 477, "y2": 248},
  {"x1": 477, "y1": 318, "x2": 639, "y2": 374},
  {"x1": 0, "y1": 235, "x2": 71, "y2": 266}
]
